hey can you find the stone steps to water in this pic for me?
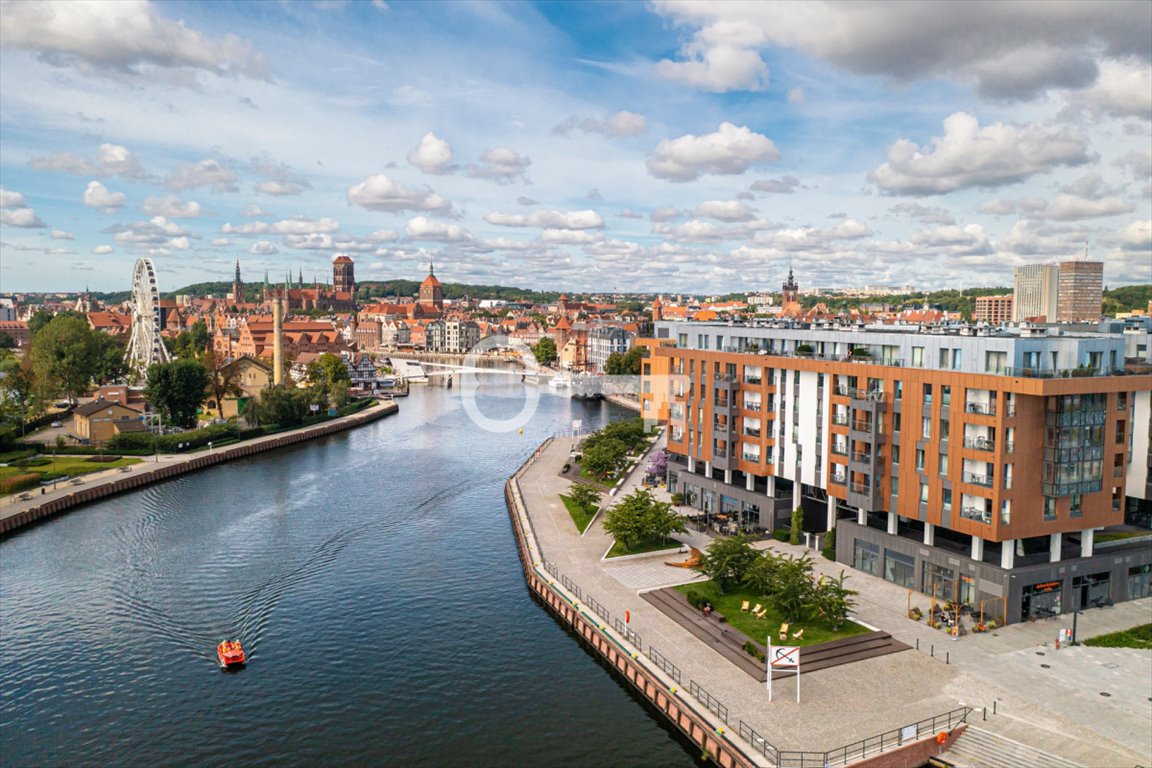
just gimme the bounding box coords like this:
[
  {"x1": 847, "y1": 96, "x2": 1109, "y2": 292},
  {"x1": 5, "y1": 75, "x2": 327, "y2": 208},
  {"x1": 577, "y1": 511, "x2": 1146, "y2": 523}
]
[{"x1": 945, "y1": 726, "x2": 1085, "y2": 768}]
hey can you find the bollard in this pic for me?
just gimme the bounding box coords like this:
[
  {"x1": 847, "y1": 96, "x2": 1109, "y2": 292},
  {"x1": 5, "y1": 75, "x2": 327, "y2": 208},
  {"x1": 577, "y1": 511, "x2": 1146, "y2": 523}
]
[
  {"x1": 993, "y1": 701, "x2": 997, "y2": 715},
  {"x1": 946, "y1": 652, "x2": 949, "y2": 665},
  {"x1": 931, "y1": 644, "x2": 935, "y2": 658},
  {"x1": 916, "y1": 638, "x2": 920, "y2": 651},
  {"x1": 983, "y1": 707, "x2": 987, "y2": 721}
]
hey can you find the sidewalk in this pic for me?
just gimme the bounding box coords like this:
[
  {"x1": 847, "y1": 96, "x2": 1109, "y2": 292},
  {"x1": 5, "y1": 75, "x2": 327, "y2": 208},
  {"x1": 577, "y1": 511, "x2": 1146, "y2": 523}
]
[{"x1": 516, "y1": 435, "x2": 1151, "y2": 766}]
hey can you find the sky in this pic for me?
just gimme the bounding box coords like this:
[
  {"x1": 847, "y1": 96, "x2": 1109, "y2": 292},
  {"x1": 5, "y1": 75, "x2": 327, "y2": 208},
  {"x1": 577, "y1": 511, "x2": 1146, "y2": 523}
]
[{"x1": 0, "y1": 0, "x2": 1150, "y2": 296}]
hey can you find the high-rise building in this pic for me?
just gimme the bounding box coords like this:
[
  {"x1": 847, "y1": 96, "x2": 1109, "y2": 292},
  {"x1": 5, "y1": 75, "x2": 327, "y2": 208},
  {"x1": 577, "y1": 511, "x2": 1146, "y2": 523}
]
[
  {"x1": 1013, "y1": 264, "x2": 1059, "y2": 322},
  {"x1": 1057, "y1": 260, "x2": 1104, "y2": 323},
  {"x1": 642, "y1": 318, "x2": 1152, "y2": 625},
  {"x1": 418, "y1": 262, "x2": 444, "y2": 312},
  {"x1": 230, "y1": 257, "x2": 243, "y2": 303},
  {"x1": 973, "y1": 295, "x2": 1013, "y2": 325},
  {"x1": 333, "y1": 254, "x2": 355, "y2": 296}
]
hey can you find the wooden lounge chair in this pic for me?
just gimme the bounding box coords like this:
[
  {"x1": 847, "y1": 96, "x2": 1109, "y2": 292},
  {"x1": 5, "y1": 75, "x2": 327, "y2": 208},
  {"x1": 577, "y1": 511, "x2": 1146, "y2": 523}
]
[
  {"x1": 751, "y1": 603, "x2": 763, "y2": 614},
  {"x1": 779, "y1": 623, "x2": 789, "y2": 641},
  {"x1": 791, "y1": 628, "x2": 804, "y2": 641},
  {"x1": 740, "y1": 601, "x2": 751, "y2": 612},
  {"x1": 753, "y1": 607, "x2": 767, "y2": 619}
]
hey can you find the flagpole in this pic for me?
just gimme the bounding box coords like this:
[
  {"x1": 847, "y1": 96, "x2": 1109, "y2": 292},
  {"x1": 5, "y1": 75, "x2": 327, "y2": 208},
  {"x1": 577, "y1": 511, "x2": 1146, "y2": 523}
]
[{"x1": 766, "y1": 634, "x2": 772, "y2": 702}]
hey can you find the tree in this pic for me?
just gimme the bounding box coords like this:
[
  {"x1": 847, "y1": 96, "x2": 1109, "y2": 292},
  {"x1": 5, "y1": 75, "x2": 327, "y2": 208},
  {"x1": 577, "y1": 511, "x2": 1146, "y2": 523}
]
[
  {"x1": 0, "y1": 357, "x2": 36, "y2": 435},
  {"x1": 580, "y1": 438, "x2": 626, "y2": 480},
  {"x1": 0, "y1": 331, "x2": 15, "y2": 349},
  {"x1": 771, "y1": 553, "x2": 816, "y2": 623},
  {"x1": 255, "y1": 384, "x2": 307, "y2": 427},
  {"x1": 811, "y1": 571, "x2": 857, "y2": 630},
  {"x1": 201, "y1": 348, "x2": 243, "y2": 415},
  {"x1": 144, "y1": 359, "x2": 209, "y2": 428},
  {"x1": 821, "y1": 527, "x2": 837, "y2": 561},
  {"x1": 29, "y1": 314, "x2": 100, "y2": 404},
  {"x1": 694, "y1": 534, "x2": 759, "y2": 593},
  {"x1": 307, "y1": 352, "x2": 351, "y2": 389},
  {"x1": 568, "y1": 483, "x2": 603, "y2": 514},
  {"x1": 532, "y1": 336, "x2": 557, "y2": 366},
  {"x1": 91, "y1": 332, "x2": 128, "y2": 384},
  {"x1": 603, "y1": 488, "x2": 684, "y2": 550},
  {"x1": 789, "y1": 505, "x2": 804, "y2": 545},
  {"x1": 169, "y1": 319, "x2": 210, "y2": 359}
]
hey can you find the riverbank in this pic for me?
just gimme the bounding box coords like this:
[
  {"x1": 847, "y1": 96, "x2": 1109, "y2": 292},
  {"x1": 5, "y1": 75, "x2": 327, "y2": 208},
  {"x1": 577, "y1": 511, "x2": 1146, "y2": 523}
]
[
  {"x1": 507, "y1": 436, "x2": 1151, "y2": 767},
  {"x1": 0, "y1": 401, "x2": 398, "y2": 537}
]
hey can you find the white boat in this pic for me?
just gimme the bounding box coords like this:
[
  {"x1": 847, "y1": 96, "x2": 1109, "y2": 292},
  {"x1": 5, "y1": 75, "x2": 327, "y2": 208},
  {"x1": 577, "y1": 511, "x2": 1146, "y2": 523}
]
[
  {"x1": 549, "y1": 373, "x2": 571, "y2": 389},
  {"x1": 391, "y1": 358, "x2": 429, "y2": 383}
]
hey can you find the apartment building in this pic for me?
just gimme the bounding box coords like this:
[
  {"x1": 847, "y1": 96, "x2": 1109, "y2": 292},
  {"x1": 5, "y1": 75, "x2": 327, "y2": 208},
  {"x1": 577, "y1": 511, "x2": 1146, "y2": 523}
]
[
  {"x1": 1013, "y1": 264, "x2": 1059, "y2": 321},
  {"x1": 1057, "y1": 260, "x2": 1104, "y2": 323},
  {"x1": 643, "y1": 319, "x2": 1152, "y2": 624},
  {"x1": 588, "y1": 326, "x2": 634, "y2": 373},
  {"x1": 972, "y1": 295, "x2": 1013, "y2": 325}
]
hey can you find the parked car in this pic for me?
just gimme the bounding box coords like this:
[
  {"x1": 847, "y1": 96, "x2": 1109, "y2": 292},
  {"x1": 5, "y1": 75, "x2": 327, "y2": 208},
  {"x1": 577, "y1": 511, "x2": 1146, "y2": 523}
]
[{"x1": 50, "y1": 421, "x2": 62, "y2": 428}]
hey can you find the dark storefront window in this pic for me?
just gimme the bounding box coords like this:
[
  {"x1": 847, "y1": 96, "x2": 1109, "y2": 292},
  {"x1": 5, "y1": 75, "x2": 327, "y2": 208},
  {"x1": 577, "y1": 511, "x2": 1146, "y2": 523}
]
[
  {"x1": 854, "y1": 540, "x2": 880, "y2": 576},
  {"x1": 884, "y1": 549, "x2": 915, "y2": 588},
  {"x1": 1128, "y1": 565, "x2": 1152, "y2": 600},
  {"x1": 1022, "y1": 580, "x2": 1062, "y2": 619},
  {"x1": 1072, "y1": 573, "x2": 1111, "y2": 608},
  {"x1": 922, "y1": 562, "x2": 955, "y2": 602}
]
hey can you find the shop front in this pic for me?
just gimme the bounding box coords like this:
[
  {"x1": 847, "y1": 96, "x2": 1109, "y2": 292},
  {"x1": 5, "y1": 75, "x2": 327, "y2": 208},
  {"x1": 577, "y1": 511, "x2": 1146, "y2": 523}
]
[{"x1": 1022, "y1": 580, "x2": 1062, "y2": 620}]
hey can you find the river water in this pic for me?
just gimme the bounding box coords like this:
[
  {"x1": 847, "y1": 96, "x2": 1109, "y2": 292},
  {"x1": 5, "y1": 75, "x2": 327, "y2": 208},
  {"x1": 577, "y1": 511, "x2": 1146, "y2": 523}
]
[{"x1": 0, "y1": 377, "x2": 699, "y2": 767}]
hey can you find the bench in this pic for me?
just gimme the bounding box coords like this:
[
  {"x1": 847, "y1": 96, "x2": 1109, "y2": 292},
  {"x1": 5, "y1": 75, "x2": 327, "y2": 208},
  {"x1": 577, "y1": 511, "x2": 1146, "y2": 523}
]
[
  {"x1": 118, "y1": 466, "x2": 132, "y2": 473},
  {"x1": 17, "y1": 493, "x2": 32, "y2": 501}
]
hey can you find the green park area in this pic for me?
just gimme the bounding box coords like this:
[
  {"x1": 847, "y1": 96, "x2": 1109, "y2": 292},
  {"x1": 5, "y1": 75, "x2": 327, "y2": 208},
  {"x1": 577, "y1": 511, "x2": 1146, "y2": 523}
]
[
  {"x1": 560, "y1": 484, "x2": 601, "y2": 534},
  {"x1": 677, "y1": 535, "x2": 869, "y2": 650},
  {"x1": 572, "y1": 418, "x2": 653, "y2": 485},
  {"x1": 1, "y1": 452, "x2": 141, "y2": 495},
  {"x1": 1083, "y1": 623, "x2": 1152, "y2": 650},
  {"x1": 600, "y1": 487, "x2": 686, "y2": 558}
]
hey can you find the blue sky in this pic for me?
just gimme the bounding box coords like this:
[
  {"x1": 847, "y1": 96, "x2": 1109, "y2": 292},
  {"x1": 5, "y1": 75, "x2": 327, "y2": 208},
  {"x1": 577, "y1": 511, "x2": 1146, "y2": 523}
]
[{"x1": 1, "y1": 0, "x2": 1149, "y2": 295}]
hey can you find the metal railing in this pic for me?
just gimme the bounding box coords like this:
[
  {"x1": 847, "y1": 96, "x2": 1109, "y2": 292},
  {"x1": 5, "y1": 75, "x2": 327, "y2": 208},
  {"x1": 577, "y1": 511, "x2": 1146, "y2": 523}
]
[
  {"x1": 851, "y1": 420, "x2": 875, "y2": 432},
  {"x1": 585, "y1": 595, "x2": 610, "y2": 625},
  {"x1": 960, "y1": 507, "x2": 992, "y2": 524},
  {"x1": 687, "y1": 680, "x2": 728, "y2": 724},
  {"x1": 744, "y1": 377, "x2": 762, "y2": 385},
  {"x1": 612, "y1": 617, "x2": 643, "y2": 652},
  {"x1": 850, "y1": 482, "x2": 873, "y2": 494},
  {"x1": 560, "y1": 574, "x2": 583, "y2": 600},
  {"x1": 1004, "y1": 366, "x2": 1121, "y2": 379},
  {"x1": 830, "y1": 473, "x2": 847, "y2": 485},
  {"x1": 831, "y1": 444, "x2": 849, "y2": 456},
  {"x1": 738, "y1": 722, "x2": 780, "y2": 764},
  {"x1": 743, "y1": 402, "x2": 762, "y2": 412},
  {"x1": 743, "y1": 428, "x2": 761, "y2": 437},
  {"x1": 646, "y1": 646, "x2": 682, "y2": 685},
  {"x1": 831, "y1": 414, "x2": 849, "y2": 426},
  {"x1": 963, "y1": 436, "x2": 995, "y2": 451},
  {"x1": 805, "y1": 706, "x2": 972, "y2": 767},
  {"x1": 965, "y1": 402, "x2": 996, "y2": 416},
  {"x1": 963, "y1": 471, "x2": 994, "y2": 487},
  {"x1": 851, "y1": 452, "x2": 874, "y2": 463}
]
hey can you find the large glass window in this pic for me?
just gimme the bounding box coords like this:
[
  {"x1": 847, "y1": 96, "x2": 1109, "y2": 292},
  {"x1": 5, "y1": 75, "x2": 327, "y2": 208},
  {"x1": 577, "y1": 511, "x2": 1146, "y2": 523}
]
[
  {"x1": 884, "y1": 550, "x2": 915, "y2": 588},
  {"x1": 854, "y1": 540, "x2": 880, "y2": 576},
  {"x1": 922, "y1": 562, "x2": 956, "y2": 601},
  {"x1": 1128, "y1": 565, "x2": 1152, "y2": 600}
]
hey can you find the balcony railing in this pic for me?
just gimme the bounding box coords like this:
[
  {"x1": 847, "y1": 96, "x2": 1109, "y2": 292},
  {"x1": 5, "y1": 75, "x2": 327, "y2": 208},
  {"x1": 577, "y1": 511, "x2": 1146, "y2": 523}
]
[
  {"x1": 836, "y1": 386, "x2": 886, "y2": 402},
  {"x1": 830, "y1": 473, "x2": 847, "y2": 485},
  {"x1": 851, "y1": 421, "x2": 874, "y2": 432},
  {"x1": 744, "y1": 377, "x2": 762, "y2": 385},
  {"x1": 965, "y1": 402, "x2": 996, "y2": 416},
  {"x1": 963, "y1": 471, "x2": 994, "y2": 487},
  {"x1": 851, "y1": 452, "x2": 874, "y2": 463},
  {"x1": 713, "y1": 449, "x2": 728, "y2": 458},
  {"x1": 743, "y1": 402, "x2": 762, "y2": 412},
  {"x1": 850, "y1": 482, "x2": 873, "y2": 494},
  {"x1": 670, "y1": 431, "x2": 684, "y2": 442},
  {"x1": 744, "y1": 428, "x2": 761, "y2": 438},
  {"x1": 831, "y1": 444, "x2": 849, "y2": 456},
  {"x1": 1003, "y1": 366, "x2": 1122, "y2": 379},
  {"x1": 742, "y1": 453, "x2": 760, "y2": 463},
  {"x1": 963, "y1": 437, "x2": 995, "y2": 452},
  {"x1": 960, "y1": 507, "x2": 992, "y2": 524},
  {"x1": 831, "y1": 414, "x2": 849, "y2": 426}
]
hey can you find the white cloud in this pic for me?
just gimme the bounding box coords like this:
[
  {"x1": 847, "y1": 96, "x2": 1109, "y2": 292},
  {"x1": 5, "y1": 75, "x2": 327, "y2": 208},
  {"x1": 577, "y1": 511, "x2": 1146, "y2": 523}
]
[
  {"x1": 255, "y1": 180, "x2": 309, "y2": 196},
  {"x1": 1115, "y1": 220, "x2": 1151, "y2": 251},
  {"x1": 649, "y1": 2, "x2": 1151, "y2": 100},
  {"x1": 93, "y1": 244, "x2": 113, "y2": 254},
  {"x1": 82, "y1": 180, "x2": 125, "y2": 211},
  {"x1": 50, "y1": 229, "x2": 74, "y2": 240},
  {"x1": 0, "y1": 187, "x2": 27, "y2": 209},
  {"x1": 166, "y1": 159, "x2": 238, "y2": 192},
  {"x1": 467, "y1": 147, "x2": 531, "y2": 182},
  {"x1": 693, "y1": 199, "x2": 756, "y2": 222},
  {"x1": 407, "y1": 132, "x2": 454, "y2": 175},
  {"x1": 249, "y1": 154, "x2": 311, "y2": 196},
  {"x1": 222, "y1": 216, "x2": 340, "y2": 235},
  {"x1": 0, "y1": 208, "x2": 45, "y2": 228},
  {"x1": 787, "y1": 88, "x2": 805, "y2": 105},
  {"x1": 242, "y1": 204, "x2": 274, "y2": 218},
  {"x1": 211, "y1": 238, "x2": 230, "y2": 247},
  {"x1": 142, "y1": 195, "x2": 202, "y2": 218},
  {"x1": 1066, "y1": 59, "x2": 1152, "y2": 120},
  {"x1": 649, "y1": 207, "x2": 685, "y2": 222},
  {"x1": 656, "y1": 19, "x2": 769, "y2": 92},
  {"x1": 1044, "y1": 194, "x2": 1134, "y2": 221},
  {"x1": 868, "y1": 112, "x2": 1092, "y2": 195},
  {"x1": 748, "y1": 175, "x2": 801, "y2": 195},
  {"x1": 539, "y1": 228, "x2": 601, "y2": 244},
  {"x1": 647, "y1": 122, "x2": 779, "y2": 182},
  {"x1": 249, "y1": 240, "x2": 278, "y2": 255},
  {"x1": 29, "y1": 143, "x2": 144, "y2": 177},
  {"x1": 168, "y1": 236, "x2": 191, "y2": 250},
  {"x1": 404, "y1": 216, "x2": 472, "y2": 242},
  {"x1": 346, "y1": 174, "x2": 453, "y2": 214},
  {"x1": 1, "y1": 0, "x2": 268, "y2": 81},
  {"x1": 555, "y1": 110, "x2": 649, "y2": 137},
  {"x1": 484, "y1": 209, "x2": 604, "y2": 229}
]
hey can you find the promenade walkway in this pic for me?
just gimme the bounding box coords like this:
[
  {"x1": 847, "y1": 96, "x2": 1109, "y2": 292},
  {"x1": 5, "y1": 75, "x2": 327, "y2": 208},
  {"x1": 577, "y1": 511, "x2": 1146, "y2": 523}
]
[
  {"x1": 1, "y1": 402, "x2": 397, "y2": 534},
  {"x1": 515, "y1": 434, "x2": 1151, "y2": 766}
]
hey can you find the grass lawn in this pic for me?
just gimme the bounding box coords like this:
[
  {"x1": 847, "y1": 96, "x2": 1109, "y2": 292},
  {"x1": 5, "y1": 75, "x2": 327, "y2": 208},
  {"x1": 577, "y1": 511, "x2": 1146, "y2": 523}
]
[
  {"x1": 1, "y1": 455, "x2": 142, "y2": 494},
  {"x1": 1095, "y1": 531, "x2": 1152, "y2": 543},
  {"x1": 577, "y1": 466, "x2": 615, "y2": 486},
  {"x1": 676, "y1": 581, "x2": 871, "y2": 648},
  {"x1": 1083, "y1": 623, "x2": 1152, "y2": 650},
  {"x1": 560, "y1": 494, "x2": 596, "y2": 534},
  {"x1": 606, "y1": 536, "x2": 681, "y2": 558}
]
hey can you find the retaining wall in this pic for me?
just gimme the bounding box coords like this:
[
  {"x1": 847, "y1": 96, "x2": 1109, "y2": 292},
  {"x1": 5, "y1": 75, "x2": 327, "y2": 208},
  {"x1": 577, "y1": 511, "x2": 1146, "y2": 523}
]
[{"x1": 0, "y1": 403, "x2": 397, "y2": 537}]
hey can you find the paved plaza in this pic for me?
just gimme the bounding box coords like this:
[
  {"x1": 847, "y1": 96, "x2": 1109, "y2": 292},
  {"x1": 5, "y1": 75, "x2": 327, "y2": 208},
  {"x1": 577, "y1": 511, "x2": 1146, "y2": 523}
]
[{"x1": 516, "y1": 433, "x2": 1152, "y2": 767}]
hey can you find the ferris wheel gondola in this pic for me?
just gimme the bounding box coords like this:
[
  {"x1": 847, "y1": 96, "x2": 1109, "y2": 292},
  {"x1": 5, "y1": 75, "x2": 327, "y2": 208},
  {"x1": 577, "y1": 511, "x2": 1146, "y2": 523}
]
[{"x1": 125, "y1": 257, "x2": 170, "y2": 379}]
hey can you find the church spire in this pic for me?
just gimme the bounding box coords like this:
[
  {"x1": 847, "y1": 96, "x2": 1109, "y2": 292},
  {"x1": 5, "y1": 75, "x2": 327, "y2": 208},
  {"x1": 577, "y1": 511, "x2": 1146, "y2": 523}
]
[
  {"x1": 235, "y1": 256, "x2": 241, "y2": 284},
  {"x1": 429, "y1": 259, "x2": 434, "y2": 277}
]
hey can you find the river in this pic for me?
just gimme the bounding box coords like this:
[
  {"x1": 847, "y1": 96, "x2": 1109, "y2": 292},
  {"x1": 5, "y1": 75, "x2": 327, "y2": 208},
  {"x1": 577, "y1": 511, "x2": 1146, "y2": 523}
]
[{"x1": 0, "y1": 377, "x2": 699, "y2": 767}]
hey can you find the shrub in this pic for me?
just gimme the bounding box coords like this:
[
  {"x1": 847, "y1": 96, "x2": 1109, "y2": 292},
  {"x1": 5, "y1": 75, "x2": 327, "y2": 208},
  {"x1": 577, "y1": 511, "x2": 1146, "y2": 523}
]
[
  {"x1": 683, "y1": 590, "x2": 708, "y2": 609},
  {"x1": 743, "y1": 641, "x2": 765, "y2": 661},
  {"x1": 11, "y1": 457, "x2": 50, "y2": 467},
  {"x1": 822, "y1": 527, "x2": 837, "y2": 560},
  {"x1": 789, "y1": 505, "x2": 803, "y2": 545},
  {"x1": 773, "y1": 528, "x2": 790, "y2": 542},
  {"x1": 795, "y1": 344, "x2": 813, "y2": 355},
  {"x1": 0, "y1": 473, "x2": 41, "y2": 494}
]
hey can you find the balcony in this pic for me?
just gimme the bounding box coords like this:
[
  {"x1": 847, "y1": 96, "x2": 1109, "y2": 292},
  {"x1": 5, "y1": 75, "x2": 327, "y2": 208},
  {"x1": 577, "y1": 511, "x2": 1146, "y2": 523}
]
[
  {"x1": 960, "y1": 506, "x2": 992, "y2": 524},
  {"x1": 743, "y1": 428, "x2": 761, "y2": 438},
  {"x1": 962, "y1": 437, "x2": 995, "y2": 452},
  {"x1": 831, "y1": 444, "x2": 849, "y2": 456},
  {"x1": 745, "y1": 376, "x2": 762, "y2": 385},
  {"x1": 963, "y1": 471, "x2": 995, "y2": 488},
  {"x1": 831, "y1": 413, "x2": 849, "y2": 426},
  {"x1": 742, "y1": 401, "x2": 762, "y2": 412},
  {"x1": 713, "y1": 448, "x2": 728, "y2": 459},
  {"x1": 830, "y1": 472, "x2": 847, "y2": 485},
  {"x1": 965, "y1": 402, "x2": 996, "y2": 416},
  {"x1": 742, "y1": 452, "x2": 760, "y2": 463},
  {"x1": 851, "y1": 451, "x2": 874, "y2": 463}
]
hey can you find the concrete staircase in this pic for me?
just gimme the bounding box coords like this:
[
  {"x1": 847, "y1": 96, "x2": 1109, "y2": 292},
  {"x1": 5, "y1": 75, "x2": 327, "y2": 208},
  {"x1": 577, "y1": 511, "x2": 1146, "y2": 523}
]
[{"x1": 944, "y1": 726, "x2": 1085, "y2": 768}]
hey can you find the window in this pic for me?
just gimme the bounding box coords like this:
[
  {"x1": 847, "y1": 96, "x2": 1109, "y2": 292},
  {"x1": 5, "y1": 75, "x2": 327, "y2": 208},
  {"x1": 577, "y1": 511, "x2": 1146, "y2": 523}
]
[
  {"x1": 938, "y1": 453, "x2": 948, "y2": 475},
  {"x1": 922, "y1": 562, "x2": 956, "y2": 601},
  {"x1": 923, "y1": 383, "x2": 933, "y2": 405},
  {"x1": 1043, "y1": 497, "x2": 1056, "y2": 521},
  {"x1": 952, "y1": 349, "x2": 962, "y2": 369},
  {"x1": 1001, "y1": 499, "x2": 1011, "y2": 525},
  {"x1": 985, "y1": 350, "x2": 1007, "y2": 374},
  {"x1": 939, "y1": 348, "x2": 950, "y2": 369},
  {"x1": 1116, "y1": 421, "x2": 1126, "y2": 443},
  {"x1": 884, "y1": 550, "x2": 915, "y2": 588},
  {"x1": 892, "y1": 445, "x2": 900, "y2": 465},
  {"x1": 942, "y1": 488, "x2": 952, "y2": 510},
  {"x1": 1070, "y1": 494, "x2": 1082, "y2": 518},
  {"x1": 894, "y1": 381, "x2": 903, "y2": 401},
  {"x1": 940, "y1": 420, "x2": 950, "y2": 441},
  {"x1": 891, "y1": 475, "x2": 900, "y2": 495},
  {"x1": 1129, "y1": 565, "x2": 1152, "y2": 600},
  {"x1": 916, "y1": 449, "x2": 925, "y2": 472},
  {"x1": 912, "y1": 346, "x2": 924, "y2": 367},
  {"x1": 1118, "y1": 392, "x2": 1128, "y2": 410},
  {"x1": 854, "y1": 540, "x2": 880, "y2": 576},
  {"x1": 941, "y1": 386, "x2": 951, "y2": 407},
  {"x1": 894, "y1": 412, "x2": 902, "y2": 433},
  {"x1": 920, "y1": 482, "x2": 929, "y2": 503},
  {"x1": 922, "y1": 417, "x2": 932, "y2": 439}
]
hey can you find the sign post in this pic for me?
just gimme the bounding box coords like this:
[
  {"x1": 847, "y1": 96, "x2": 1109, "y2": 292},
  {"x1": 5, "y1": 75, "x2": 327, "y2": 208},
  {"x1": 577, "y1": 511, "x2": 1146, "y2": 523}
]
[{"x1": 768, "y1": 643, "x2": 801, "y2": 703}]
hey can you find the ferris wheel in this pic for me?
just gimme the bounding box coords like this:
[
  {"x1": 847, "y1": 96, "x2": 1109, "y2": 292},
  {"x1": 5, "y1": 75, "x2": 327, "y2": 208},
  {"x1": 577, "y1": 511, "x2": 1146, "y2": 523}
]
[{"x1": 125, "y1": 257, "x2": 170, "y2": 378}]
